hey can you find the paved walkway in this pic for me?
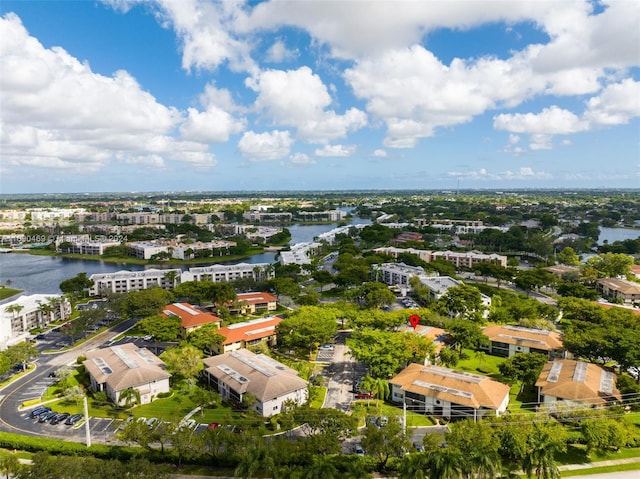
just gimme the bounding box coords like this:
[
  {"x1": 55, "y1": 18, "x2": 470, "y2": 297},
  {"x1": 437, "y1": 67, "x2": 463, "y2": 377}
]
[{"x1": 558, "y1": 456, "x2": 640, "y2": 471}]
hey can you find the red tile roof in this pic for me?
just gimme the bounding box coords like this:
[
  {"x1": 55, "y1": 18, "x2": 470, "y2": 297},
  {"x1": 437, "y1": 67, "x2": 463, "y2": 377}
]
[
  {"x1": 217, "y1": 316, "x2": 282, "y2": 345},
  {"x1": 162, "y1": 303, "x2": 221, "y2": 328},
  {"x1": 236, "y1": 292, "x2": 277, "y2": 305}
]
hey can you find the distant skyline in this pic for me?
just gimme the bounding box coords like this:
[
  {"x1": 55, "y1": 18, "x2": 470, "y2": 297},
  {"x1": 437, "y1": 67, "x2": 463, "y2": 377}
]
[{"x1": 1, "y1": 0, "x2": 639, "y2": 194}]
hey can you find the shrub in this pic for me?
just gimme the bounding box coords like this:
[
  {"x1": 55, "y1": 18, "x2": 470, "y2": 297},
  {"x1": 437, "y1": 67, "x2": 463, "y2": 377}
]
[{"x1": 156, "y1": 391, "x2": 172, "y2": 399}]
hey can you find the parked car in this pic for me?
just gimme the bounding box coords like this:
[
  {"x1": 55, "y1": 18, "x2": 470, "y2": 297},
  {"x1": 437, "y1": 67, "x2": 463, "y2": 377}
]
[
  {"x1": 356, "y1": 392, "x2": 374, "y2": 399},
  {"x1": 51, "y1": 412, "x2": 70, "y2": 425},
  {"x1": 146, "y1": 417, "x2": 159, "y2": 429},
  {"x1": 38, "y1": 411, "x2": 56, "y2": 423},
  {"x1": 319, "y1": 344, "x2": 335, "y2": 351},
  {"x1": 413, "y1": 442, "x2": 425, "y2": 453},
  {"x1": 208, "y1": 422, "x2": 221, "y2": 429},
  {"x1": 65, "y1": 414, "x2": 83, "y2": 426},
  {"x1": 377, "y1": 416, "x2": 389, "y2": 427},
  {"x1": 353, "y1": 444, "x2": 365, "y2": 456},
  {"x1": 30, "y1": 406, "x2": 51, "y2": 418}
]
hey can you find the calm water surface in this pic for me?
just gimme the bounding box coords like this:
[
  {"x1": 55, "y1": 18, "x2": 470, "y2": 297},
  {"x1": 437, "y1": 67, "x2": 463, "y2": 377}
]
[
  {"x1": 0, "y1": 215, "x2": 370, "y2": 297},
  {"x1": 597, "y1": 226, "x2": 640, "y2": 244}
]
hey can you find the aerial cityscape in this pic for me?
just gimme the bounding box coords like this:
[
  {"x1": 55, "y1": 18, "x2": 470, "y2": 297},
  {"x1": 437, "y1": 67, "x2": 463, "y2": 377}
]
[{"x1": 1, "y1": 1, "x2": 639, "y2": 479}]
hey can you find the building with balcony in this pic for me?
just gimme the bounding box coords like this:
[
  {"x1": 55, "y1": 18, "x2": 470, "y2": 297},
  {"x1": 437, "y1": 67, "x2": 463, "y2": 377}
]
[{"x1": 202, "y1": 349, "x2": 308, "y2": 417}]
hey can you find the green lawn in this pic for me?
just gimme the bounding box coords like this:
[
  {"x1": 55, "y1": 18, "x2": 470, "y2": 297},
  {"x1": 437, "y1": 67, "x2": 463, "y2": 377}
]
[
  {"x1": 352, "y1": 400, "x2": 436, "y2": 427},
  {"x1": 309, "y1": 386, "x2": 327, "y2": 409},
  {"x1": 456, "y1": 348, "x2": 506, "y2": 378},
  {"x1": 0, "y1": 287, "x2": 22, "y2": 300}
]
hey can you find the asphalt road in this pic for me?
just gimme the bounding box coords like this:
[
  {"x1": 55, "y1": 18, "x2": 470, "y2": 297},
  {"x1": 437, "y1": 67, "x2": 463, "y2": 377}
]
[{"x1": 0, "y1": 318, "x2": 138, "y2": 443}]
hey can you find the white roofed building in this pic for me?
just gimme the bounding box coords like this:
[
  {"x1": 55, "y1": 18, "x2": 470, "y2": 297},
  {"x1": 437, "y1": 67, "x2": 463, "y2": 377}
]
[
  {"x1": 1, "y1": 294, "x2": 71, "y2": 349},
  {"x1": 88, "y1": 269, "x2": 181, "y2": 296}
]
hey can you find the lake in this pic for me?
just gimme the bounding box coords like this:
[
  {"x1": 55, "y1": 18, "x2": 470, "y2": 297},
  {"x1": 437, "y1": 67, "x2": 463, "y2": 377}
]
[
  {"x1": 0, "y1": 215, "x2": 370, "y2": 297},
  {"x1": 598, "y1": 226, "x2": 640, "y2": 245}
]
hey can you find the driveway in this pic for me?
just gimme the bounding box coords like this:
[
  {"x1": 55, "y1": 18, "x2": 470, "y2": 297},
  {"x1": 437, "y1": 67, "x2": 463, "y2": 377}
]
[{"x1": 322, "y1": 332, "x2": 368, "y2": 413}]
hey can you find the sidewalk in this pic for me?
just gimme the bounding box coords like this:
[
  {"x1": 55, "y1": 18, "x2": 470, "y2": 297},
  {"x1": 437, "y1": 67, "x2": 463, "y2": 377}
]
[{"x1": 558, "y1": 456, "x2": 640, "y2": 471}]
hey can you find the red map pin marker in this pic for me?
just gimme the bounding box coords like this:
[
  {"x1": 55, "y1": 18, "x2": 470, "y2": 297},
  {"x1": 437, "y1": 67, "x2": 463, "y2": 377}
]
[{"x1": 409, "y1": 314, "x2": 420, "y2": 330}]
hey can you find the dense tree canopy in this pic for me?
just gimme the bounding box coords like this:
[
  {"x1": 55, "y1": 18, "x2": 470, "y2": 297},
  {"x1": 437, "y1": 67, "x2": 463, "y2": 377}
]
[
  {"x1": 347, "y1": 329, "x2": 435, "y2": 378},
  {"x1": 276, "y1": 306, "x2": 338, "y2": 355},
  {"x1": 122, "y1": 288, "x2": 173, "y2": 319}
]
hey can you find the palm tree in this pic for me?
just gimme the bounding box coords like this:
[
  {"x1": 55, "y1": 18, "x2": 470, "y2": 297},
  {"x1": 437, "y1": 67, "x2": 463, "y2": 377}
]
[
  {"x1": 428, "y1": 447, "x2": 463, "y2": 479},
  {"x1": 522, "y1": 421, "x2": 566, "y2": 479},
  {"x1": 119, "y1": 387, "x2": 141, "y2": 409},
  {"x1": 36, "y1": 302, "x2": 54, "y2": 327},
  {"x1": 163, "y1": 270, "x2": 180, "y2": 288},
  {"x1": 234, "y1": 444, "x2": 277, "y2": 479},
  {"x1": 304, "y1": 456, "x2": 338, "y2": 479},
  {"x1": 0, "y1": 454, "x2": 21, "y2": 479},
  {"x1": 399, "y1": 454, "x2": 428, "y2": 479},
  {"x1": 371, "y1": 378, "x2": 390, "y2": 407}
]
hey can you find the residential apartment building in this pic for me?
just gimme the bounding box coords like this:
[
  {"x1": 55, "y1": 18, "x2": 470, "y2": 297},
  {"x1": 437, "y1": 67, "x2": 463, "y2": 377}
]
[
  {"x1": 60, "y1": 239, "x2": 121, "y2": 255},
  {"x1": 481, "y1": 325, "x2": 564, "y2": 358},
  {"x1": 373, "y1": 247, "x2": 433, "y2": 263},
  {"x1": 88, "y1": 269, "x2": 181, "y2": 296},
  {"x1": 128, "y1": 242, "x2": 169, "y2": 260},
  {"x1": 242, "y1": 211, "x2": 293, "y2": 223},
  {"x1": 1, "y1": 294, "x2": 71, "y2": 349},
  {"x1": 182, "y1": 263, "x2": 273, "y2": 283},
  {"x1": 202, "y1": 349, "x2": 308, "y2": 417},
  {"x1": 596, "y1": 278, "x2": 640, "y2": 305},
  {"x1": 535, "y1": 359, "x2": 621, "y2": 410},
  {"x1": 116, "y1": 213, "x2": 185, "y2": 224},
  {"x1": 390, "y1": 363, "x2": 510, "y2": 421},
  {"x1": 84, "y1": 343, "x2": 171, "y2": 405},
  {"x1": 295, "y1": 210, "x2": 347, "y2": 222},
  {"x1": 279, "y1": 242, "x2": 321, "y2": 265},
  {"x1": 211, "y1": 316, "x2": 282, "y2": 355},
  {"x1": 162, "y1": 303, "x2": 221, "y2": 337},
  {"x1": 431, "y1": 250, "x2": 507, "y2": 269},
  {"x1": 375, "y1": 262, "x2": 435, "y2": 287},
  {"x1": 316, "y1": 223, "x2": 366, "y2": 245},
  {"x1": 232, "y1": 292, "x2": 278, "y2": 315},
  {"x1": 372, "y1": 247, "x2": 507, "y2": 268}
]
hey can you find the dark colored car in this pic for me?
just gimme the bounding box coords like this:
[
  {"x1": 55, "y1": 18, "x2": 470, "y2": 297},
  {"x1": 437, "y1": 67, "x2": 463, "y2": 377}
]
[
  {"x1": 38, "y1": 411, "x2": 56, "y2": 423},
  {"x1": 51, "y1": 412, "x2": 70, "y2": 425},
  {"x1": 65, "y1": 414, "x2": 83, "y2": 426},
  {"x1": 30, "y1": 406, "x2": 51, "y2": 418}
]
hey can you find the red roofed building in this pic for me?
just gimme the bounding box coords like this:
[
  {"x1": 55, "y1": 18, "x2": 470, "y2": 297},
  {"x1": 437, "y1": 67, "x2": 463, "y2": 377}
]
[
  {"x1": 230, "y1": 292, "x2": 278, "y2": 315},
  {"x1": 162, "y1": 303, "x2": 222, "y2": 337},
  {"x1": 212, "y1": 316, "x2": 283, "y2": 355}
]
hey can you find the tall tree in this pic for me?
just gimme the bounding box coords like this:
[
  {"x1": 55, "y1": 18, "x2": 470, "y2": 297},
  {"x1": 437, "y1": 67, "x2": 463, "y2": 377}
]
[
  {"x1": 586, "y1": 252, "x2": 633, "y2": 278},
  {"x1": 521, "y1": 421, "x2": 567, "y2": 479},
  {"x1": 137, "y1": 314, "x2": 181, "y2": 342},
  {"x1": 361, "y1": 416, "x2": 411, "y2": 471},
  {"x1": 160, "y1": 344, "x2": 203, "y2": 382},
  {"x1": 437, "y1": 284, "x2": 485, "y2": 321}
]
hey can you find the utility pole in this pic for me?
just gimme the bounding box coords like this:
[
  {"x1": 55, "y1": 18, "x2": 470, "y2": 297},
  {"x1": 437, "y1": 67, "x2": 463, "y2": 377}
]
[
  {"x1": 84, "y1": 396, "x2": 91, "y2": 447},
  {"x1": 403, "y1": 399, "x2": 407, "y2": 436}
]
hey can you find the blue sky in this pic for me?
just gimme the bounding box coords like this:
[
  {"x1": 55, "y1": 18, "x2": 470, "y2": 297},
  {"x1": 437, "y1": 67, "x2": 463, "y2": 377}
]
[{"x1": 1, "y1": 0, "x2": 638, "y2": 193}]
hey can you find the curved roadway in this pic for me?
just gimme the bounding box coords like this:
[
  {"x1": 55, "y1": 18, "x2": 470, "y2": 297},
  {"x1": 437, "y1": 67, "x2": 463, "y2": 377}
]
[{"x1": 0, "y1": 319, "x2": 137, "y2": 441}]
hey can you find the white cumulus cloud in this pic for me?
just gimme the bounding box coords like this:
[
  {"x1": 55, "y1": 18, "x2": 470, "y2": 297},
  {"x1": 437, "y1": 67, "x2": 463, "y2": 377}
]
[
  {"x1": 238, "y1": 130, "x2": 293, "y2": 161},
  {"x1": 246, "y1": 66, "x2": 366, "y2": 143},
  {"x1": 314, "y1": 144, "x2": 356, "y2": 157},
  {"x1": 0, "y1": 12, "x2": 217, "y2": 172}
]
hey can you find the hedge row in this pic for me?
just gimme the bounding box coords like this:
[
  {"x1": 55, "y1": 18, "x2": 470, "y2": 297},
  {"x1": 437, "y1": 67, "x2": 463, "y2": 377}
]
[{"x1": 0, "y1": 432, "x2": 142, "y2": 461}]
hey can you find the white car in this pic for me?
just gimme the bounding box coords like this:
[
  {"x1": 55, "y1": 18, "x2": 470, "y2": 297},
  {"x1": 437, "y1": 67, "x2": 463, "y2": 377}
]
[{"x1": 353, "y1": 444, "x2": 365, "y2": 456}]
